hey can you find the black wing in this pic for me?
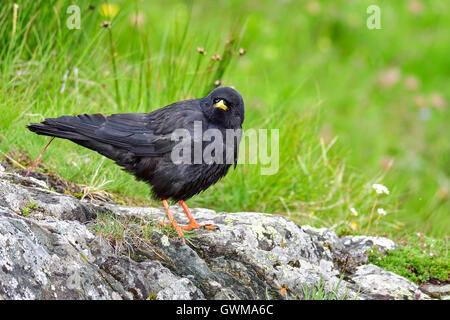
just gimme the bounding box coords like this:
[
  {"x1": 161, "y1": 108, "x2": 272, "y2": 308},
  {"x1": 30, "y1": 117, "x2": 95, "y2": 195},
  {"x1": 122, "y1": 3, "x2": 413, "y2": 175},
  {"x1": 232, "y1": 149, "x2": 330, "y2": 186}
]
[{"x1": 28, "y1": 100, "x2": 206, "y2": 158}]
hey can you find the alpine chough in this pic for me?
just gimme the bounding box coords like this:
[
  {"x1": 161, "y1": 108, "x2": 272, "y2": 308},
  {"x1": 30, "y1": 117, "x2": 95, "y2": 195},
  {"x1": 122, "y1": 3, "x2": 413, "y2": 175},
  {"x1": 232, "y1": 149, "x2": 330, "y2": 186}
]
[{"x1": 28, "y1": 87, "x2": 245, "y2": 242}]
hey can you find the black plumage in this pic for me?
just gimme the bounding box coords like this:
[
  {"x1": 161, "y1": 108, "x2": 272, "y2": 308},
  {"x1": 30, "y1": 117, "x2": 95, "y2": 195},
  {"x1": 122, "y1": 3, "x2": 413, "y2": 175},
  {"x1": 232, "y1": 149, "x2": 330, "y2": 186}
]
[{"x1": 27, "y1": 87, "x2": 245, "y2": 203}]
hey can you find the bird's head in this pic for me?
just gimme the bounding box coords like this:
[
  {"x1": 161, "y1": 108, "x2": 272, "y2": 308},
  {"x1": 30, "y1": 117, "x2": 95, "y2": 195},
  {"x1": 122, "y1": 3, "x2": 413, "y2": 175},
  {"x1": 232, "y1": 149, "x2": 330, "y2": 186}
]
[{"x1": 202, "y1": 87, "x2": 245, "y2": 128}]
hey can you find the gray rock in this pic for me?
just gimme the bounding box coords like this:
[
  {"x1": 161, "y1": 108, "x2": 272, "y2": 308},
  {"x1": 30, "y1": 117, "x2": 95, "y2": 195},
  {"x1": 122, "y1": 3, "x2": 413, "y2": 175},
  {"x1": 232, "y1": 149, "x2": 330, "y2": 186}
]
[
  {"x1": 420, "y1": 282, "x2": 450, "y2": 300},
  {"x1": 156, "y1": 278, "x2": 205, "y2": 300},
  {"x1": 0, "y1": 168, "x2": 432, "y2": 300},
  {"x1": 350, "y1": 264, "x2": 430, "y2": 300}
]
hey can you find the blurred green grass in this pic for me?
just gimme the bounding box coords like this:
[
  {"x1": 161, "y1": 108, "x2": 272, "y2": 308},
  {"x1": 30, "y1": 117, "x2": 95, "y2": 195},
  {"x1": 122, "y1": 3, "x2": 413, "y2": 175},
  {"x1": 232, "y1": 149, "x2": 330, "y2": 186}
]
[{"x1": 0, "y1": 0, "x2": 448, "y2": 239}]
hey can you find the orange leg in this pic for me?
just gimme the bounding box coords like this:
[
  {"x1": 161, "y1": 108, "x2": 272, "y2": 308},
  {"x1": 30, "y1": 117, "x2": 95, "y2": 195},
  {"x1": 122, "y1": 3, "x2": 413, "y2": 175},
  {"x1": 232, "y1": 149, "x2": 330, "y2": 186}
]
[
  {"x1": 160, "y1": 199, "x2": 185, "y2": 243},
  {"x1": 179, "y1": 200, "x2": 216, "y2": 230}
]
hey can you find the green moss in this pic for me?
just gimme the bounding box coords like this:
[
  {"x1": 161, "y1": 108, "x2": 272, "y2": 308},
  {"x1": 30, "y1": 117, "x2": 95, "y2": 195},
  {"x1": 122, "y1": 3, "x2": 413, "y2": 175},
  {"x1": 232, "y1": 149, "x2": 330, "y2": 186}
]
[
  {"x1": 27, "y1": 201, "x2": 38, "y2": 210},
  {"x1": 147, "y1": 293, "x2": 157, "y2": 300},
  {"x1": 20, "y1": 201, "x2": 39, "y2": 216},
  {"x1": 21, "y1": 207, "x2": 30, "y2": 216},
  {"x1": 368, "y1": 235, "x2": 449, "y2": 284}
]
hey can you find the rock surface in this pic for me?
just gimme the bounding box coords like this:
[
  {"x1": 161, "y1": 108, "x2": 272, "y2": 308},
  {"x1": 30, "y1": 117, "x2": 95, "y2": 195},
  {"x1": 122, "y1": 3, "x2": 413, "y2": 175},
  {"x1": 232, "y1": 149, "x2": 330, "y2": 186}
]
[{"x1": 0, "y1": 165, "x2": 431, "y2": 300}]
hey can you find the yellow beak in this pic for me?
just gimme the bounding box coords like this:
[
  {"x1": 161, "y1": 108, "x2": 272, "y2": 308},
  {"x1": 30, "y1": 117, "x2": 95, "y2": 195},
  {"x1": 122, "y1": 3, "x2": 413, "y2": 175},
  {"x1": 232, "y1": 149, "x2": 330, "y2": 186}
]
[{"x1": 215, "y1": 99, "x2": 228, "y2": 110}]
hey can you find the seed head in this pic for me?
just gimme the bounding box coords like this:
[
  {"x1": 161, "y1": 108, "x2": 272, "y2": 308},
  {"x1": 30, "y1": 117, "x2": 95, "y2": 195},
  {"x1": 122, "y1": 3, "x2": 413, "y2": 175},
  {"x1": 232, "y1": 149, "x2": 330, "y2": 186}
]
[
  {"x1": 225, "y1": 38, "x2": 234, "y2": 45},
  {"x1": 101, "y1": 21, "x2": 112, "y2": 29},
  {"x1": 211, "y1": 54, "x2": 222, "y2": 61}
]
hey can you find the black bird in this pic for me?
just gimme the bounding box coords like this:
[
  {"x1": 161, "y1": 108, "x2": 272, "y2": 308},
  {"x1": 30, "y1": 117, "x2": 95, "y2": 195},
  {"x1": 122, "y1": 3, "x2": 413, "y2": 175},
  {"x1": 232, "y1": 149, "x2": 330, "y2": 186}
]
[{"x1": 28, "y1": 87, "x2": 245, "y2": 242}]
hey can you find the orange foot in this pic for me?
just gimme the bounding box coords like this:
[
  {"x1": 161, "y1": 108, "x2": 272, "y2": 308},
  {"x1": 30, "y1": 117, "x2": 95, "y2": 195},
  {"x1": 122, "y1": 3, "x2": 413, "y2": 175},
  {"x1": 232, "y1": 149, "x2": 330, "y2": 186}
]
[
  {"x1": 159, "y1": 221, "x2": 217, "y2": 231},
  {"x1": 182, "y1": 223, "x2": 217, "y2": 230},
  {"x1": 159, "y1": 200, "x2": 218, "y2": 241},
  {"x1": 179, "y1": 200, "x2": 218, "y2": 231}
]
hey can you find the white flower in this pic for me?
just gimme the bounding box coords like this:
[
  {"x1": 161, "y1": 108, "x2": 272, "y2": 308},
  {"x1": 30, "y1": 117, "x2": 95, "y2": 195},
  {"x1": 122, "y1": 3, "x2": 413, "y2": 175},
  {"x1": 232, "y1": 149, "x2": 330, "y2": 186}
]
[
  {"x1": 377, "y1": 208, "x2": 387, "y2": 215},
  {"x1": 350, "y1": 208, "x2": 358, "y2": 216},
  {"x1": 372, "y1": 183, "x2": 390, "y2": 195}
]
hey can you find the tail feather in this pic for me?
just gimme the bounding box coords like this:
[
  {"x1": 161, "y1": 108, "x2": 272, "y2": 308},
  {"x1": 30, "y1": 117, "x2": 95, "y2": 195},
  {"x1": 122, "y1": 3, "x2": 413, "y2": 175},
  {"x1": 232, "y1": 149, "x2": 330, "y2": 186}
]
[
  {"x1": 27, "y1": 122, "x2": 87, "y2": 140},
  {"x1": 27, "y1": 114, "x2": 135, "y2": 167},
  {"x1": 28, "y1": 114, "x2": 106, "y2": 141}
]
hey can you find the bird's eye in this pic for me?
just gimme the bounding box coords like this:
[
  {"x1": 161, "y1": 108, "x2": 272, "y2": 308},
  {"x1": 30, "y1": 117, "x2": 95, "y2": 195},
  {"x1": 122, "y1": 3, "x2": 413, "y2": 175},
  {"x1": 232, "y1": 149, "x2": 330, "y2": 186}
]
[
  {"x1": 213, "y1": 98, "x2": 229, "y2": 111},
  {"x1": 214, "y1": 98, "x2": 230, "y2": 106}
]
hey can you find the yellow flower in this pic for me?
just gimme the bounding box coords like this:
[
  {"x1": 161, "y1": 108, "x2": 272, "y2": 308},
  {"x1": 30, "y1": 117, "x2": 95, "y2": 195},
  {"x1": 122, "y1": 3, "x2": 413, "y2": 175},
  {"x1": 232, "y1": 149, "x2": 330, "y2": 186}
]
[
  {"x1": 100, "y1": 4, "x2": 119, "y2": 18},
  {"x1": 350, "y1": 222, "x2": 358, "y2": 231}
]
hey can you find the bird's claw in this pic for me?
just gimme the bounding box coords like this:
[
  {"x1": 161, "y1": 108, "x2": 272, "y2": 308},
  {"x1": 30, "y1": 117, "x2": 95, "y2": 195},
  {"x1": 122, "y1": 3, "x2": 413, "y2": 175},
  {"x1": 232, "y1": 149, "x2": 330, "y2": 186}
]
[{"x1": 159, "y1": 221, "x2": 217, "y2": 231}]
